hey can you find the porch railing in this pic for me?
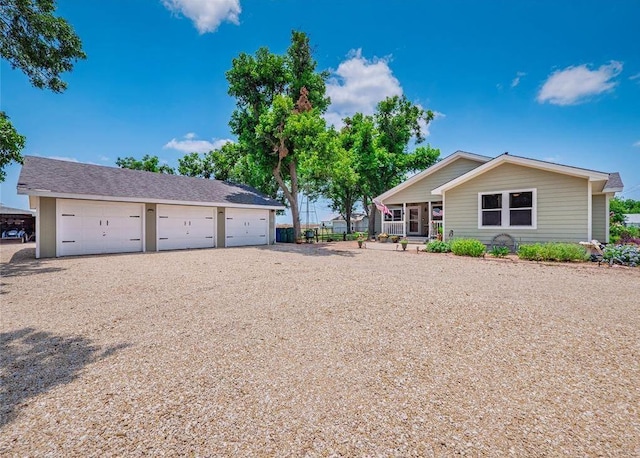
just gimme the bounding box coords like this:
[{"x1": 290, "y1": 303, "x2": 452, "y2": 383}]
[
  {"x1": 429, "y1": 221, "x2": 443, "y2": 238},
  {"x1": 382, "y1": 221, "x2": 404, "y2": 236}
]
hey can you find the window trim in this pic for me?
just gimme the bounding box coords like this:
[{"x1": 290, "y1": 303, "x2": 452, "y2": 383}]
[
  {"x1": 477, "y1": 188, "x2": 537, "y2": 229},
  {"x1": 384, "y1": 208, "x2": 403, "y2": 222}
]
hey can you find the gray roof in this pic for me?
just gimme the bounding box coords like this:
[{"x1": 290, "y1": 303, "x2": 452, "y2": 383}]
[
  {"x1": 0, "y1": 204, "x2": 35, "y2": 216},
  {"x1": 17, "y1": 156, "x2": 284, "y2": 208},
  {"x1": 604, "y1": 172, "x2": 624, "y2": 190}
]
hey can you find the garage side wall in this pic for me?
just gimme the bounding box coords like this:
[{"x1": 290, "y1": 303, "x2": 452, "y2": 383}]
[
  {"x1": 591, "y1": 194, "x2": 606, "y2": 243},
  {"x1": 39, "y1": 197, "x2": 57, "y2": 258},
  {"x1": 217, "y1": 207, "x2": 226, "y2": 248},
  {"x1": 269, "y1": 210, "x2": 276, "y2": 244},
  {"x1": 145, "y1": 203, "x2": 157, "y2": 252},
  {"x1": 444, "y1": 163, "x2": 589, "y2": 244}
]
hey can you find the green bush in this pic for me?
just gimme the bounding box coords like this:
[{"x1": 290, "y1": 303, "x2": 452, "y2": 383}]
[
  {"x1": 517, "y1": 242, "x2": 589, "y2": 262},
  {"x1": 450, "y1": 238, "x2": 486, "y2": 257},
  {"x1": 489, "y1": 246, "x2": 510, "y2": 258},
  {"x1": 425, "y1": 240, "x2": 451, "y2": 253}
]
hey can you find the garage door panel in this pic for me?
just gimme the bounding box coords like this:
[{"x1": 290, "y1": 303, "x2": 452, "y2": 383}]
[
  {"x1": 57, "y1": 199, "x2": 143, "y2": 257},
  {"x1": 157, "y1": 205, "x2": 215, "y2": 250},
  {"x1": 225, "y1": 208, "x2": 268, "y2": 247}
]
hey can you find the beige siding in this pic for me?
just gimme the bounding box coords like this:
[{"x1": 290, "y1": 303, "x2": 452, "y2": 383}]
[
  {"x1": 39, "y1": 197, "x2": 57, "y2": 258},
  {"x1": 145, "y1": 203, "x2": 157, "y2": 252},
  {"x1": 385, "y1": 158, "x2": 483, "y2": 205},
  {"x1": 217, "y1": 207, "x2": 226, "y2": 247},
  {"x1": 444, "y1": 163, "x2": 589, "y2": 244},
  {"x1": 269, "y1": 210, "x2": 276, "y2": 244},
  {"x1": 592, "y1": 194, "x2": 606, "y2": 242}
]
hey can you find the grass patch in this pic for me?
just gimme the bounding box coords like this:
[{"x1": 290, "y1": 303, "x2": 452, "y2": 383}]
[
  {"x1": 517, "y1": 242, "x2": 589, "y2": 262},
  {"x1": 450, "y1": 238, "x2": 486, "y2": 257}
]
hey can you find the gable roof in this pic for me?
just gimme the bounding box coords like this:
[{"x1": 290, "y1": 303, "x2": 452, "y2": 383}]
[
  {"x1": 17, "y1": 156, "x2": 284, "y2": 209},
  {"x1": 375, "y1": 150, "x2": 491, "y2": 201},
  {"x1": 432, "y1": 153, "x2": 621, "y2": 195}
]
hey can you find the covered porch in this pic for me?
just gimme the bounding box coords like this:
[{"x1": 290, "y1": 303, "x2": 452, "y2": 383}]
[{"x1": 381, "y1": 201, "x2": 443, "y2": 239}]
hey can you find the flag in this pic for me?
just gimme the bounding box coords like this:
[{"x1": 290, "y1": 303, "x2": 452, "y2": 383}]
[
  {"x1": 432, "y1": 208, "x2": 443, "y2": 217},
  {"x1": 373, "y1": 199, "x2": 392, "y2": 216}
]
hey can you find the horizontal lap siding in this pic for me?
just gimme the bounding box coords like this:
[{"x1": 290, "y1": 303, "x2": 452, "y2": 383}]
[
  {"x1": 592, "y1": 194, "x2": 606, "y2": 242},
  {"x1": 385, "y1": 158, "x2": 483, "y2": 204},
  {"x1": 444, "y1": 163, "x2": 589, "y2": 244}
]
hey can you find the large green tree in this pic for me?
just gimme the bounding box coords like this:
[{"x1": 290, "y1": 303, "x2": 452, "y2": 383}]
[
  {"x1": 0, "y1": 0, "x2": 86, "y2": 180},
  {"x1": 226, "y1": 30, "x2": 331, "y2": 238},
  {"x1": 323, "y1": 97, "x2": 440, "y2": 236},
  {"x1": 116, "y1": 155, "x2": 175, "y2": 174}
]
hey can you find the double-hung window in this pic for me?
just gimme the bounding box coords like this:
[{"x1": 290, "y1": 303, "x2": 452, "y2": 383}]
[{"x1": 478, "y1": 189, "x2": 536, "y2": 229}]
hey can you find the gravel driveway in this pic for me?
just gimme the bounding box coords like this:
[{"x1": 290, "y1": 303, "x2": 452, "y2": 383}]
[{"x1": 1, "y1": 242, "x2": 639, "y2": 456}]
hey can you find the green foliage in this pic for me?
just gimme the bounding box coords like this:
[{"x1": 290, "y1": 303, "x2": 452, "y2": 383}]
[
  {"x1": 610, "y1": 197, "x2": 640, "y2": 225},
  {"x1": 489, "y1": 246, "x2": 510, "y2": 258},
  {"x1": 1, "y1": 0, "x2": 86, "y2": 92},
  {"x1": 610, "y1": 224, "x2": 640, "y2": 244},
  {"x1": 0, "y1": 111, "x2": 26, "y2": 181},
  {"x1": 0, "y1": 0, "x2": 85, "y2": 180},
  {"x1": 517, "y1": 243, "x2": 589, "y2": 262},
  {"x1": 116, "y1": 155, "x2": 175, "y2": 174},
  {"x1": 450, "y1": 238, "x2": 486, "y2": 257},
  {"x1": 425, "y1": 240, "x2": 451, "y2": 253},
  {"x1": 602, "y1": 244, "x2": 640, "y2": 267}
]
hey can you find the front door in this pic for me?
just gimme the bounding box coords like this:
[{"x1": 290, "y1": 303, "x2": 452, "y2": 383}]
[{"x1": 408, "y1": 206, "x2": 420, "y2": 235}]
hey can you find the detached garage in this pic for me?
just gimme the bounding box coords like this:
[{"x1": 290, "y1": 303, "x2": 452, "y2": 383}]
[{"x1": 17, "y1": 156, "x2": 284, "y2": 258}]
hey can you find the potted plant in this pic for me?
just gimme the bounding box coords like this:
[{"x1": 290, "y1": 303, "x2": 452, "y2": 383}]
[
  {"x1": 437, "y1": 226, "x2": 443, "y2": 241},
  {"x1": 400, "y1": 237, "x2": 409, "y2": 251},
  {"x1": 378, "y1": 232, "x2": 389, "y2": 243},
  {"x1": 390, "y1": 235, "x2": 400, "y2": 243},
  {"x1": 357, "y1": 234, "x2": 364, "y2": 248}
]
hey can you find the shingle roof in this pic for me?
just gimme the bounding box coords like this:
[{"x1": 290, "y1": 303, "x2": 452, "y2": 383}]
[
  {"x1": 604, "y1": 172, "x2": 624, "y2": 190},
  {"x1": 17, "y1": 156, "x2": 284, "y2": 208}
]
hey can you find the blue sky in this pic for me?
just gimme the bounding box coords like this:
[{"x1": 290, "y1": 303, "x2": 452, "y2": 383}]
[{"x1": 2, "y1": 0, "x2": 639, "y2": 222}]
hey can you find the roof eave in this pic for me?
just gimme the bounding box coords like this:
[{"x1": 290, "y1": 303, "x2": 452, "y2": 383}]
[
  {"x1": 375, "y1": 151, "x2": 491, "y2": 201},
  {"x1": 17, "y1": 189, "x2": 285, "y2": 210},
  {"x1": 431, "y1": 155, "x2": 611, "y2": 194}
]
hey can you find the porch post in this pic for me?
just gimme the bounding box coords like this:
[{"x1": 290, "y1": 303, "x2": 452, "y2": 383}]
[
  {"x1": 402, "y1": 202, "x2": 407, "y2": 237},
  {"x1": 428, "y1": 201, "x2": 432, "y2": 238}
]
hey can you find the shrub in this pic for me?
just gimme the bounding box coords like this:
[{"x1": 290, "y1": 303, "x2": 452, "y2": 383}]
[
  {"x1": 610, "y1": 225, "x2": 640, "y2": 244},
  {"x1": 425, "y1": 240, "x2": 451, "y2": 253},
  {"x1": 450, "y1": 238, "x2": 486, "y2": 257},
  {"x1": 517, "y1": 242, "x2": 589, "y2": 262},
  {"x1": 602, "y1": 244, "x2": 640, "y2": 267},
  {"x1": 489, "y1": 246, "x2": 510, "y2": 258}
]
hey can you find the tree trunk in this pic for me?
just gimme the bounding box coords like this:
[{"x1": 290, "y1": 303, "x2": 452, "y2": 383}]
[
  {"x1": 272, "y1": 160, "x2": 301, "y2": 241},
  {"x1": 368, "y1": 204, "x2": 377, "y2": 238},
  {"x1": 345, "y1": 206, "x2": 353, "y2": 234}
]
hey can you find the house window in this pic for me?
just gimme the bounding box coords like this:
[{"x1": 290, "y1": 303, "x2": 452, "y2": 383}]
[
  {"x1": 478, "y1": 189, "x2": 536, "y2": 229},
  {"x1": 384, "y1": 209, "x2": 403, "y2": 221}
]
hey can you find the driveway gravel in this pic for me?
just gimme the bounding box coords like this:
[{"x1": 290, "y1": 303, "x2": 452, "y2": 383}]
[{"x1": 1, "y1": 242, "x2": 639, "y2": 456}]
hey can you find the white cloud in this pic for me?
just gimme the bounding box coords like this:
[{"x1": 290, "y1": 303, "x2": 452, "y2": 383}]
[
  {"x1": 45, "y1": 155, "x2": 79, "y2": 162},
  {"x1": 633, "y1": 140, "x2": 640, "y2": 147},
  {"x1": 325, "y1": 49, "x2": 403, "y2": 128},
  {"x1": 537, "y1": 61, "x2": 623, "y2": 105},
  {"x1": 99, "y1": 155, "x2": 110, "y2": 162},
  {"x1": 511, "y1": 71, "x2": 526, "y2": 88},
  {"x1": 543, "y1": 155, "x2": 562, "y2": 163},
  {"x1": 161, "y1": 0, "x2": 241, "y2": 34},
  {"x1": 163, "y1": 133, "x2": 232, "y2": 153},
  {"x1": 630, "y1": 73, "x2": 640, "y2": 82}
]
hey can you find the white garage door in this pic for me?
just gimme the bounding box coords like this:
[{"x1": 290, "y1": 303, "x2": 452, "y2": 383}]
[
  {"x1": 225, "y1": 208, "x2": 268, "y2": 247},
  {"x1": 157, "y1": 205, "x2": 215, "y2": 251},
  {"x1": 57, "y1": 199, "x2": 143, "y2": 257}
]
